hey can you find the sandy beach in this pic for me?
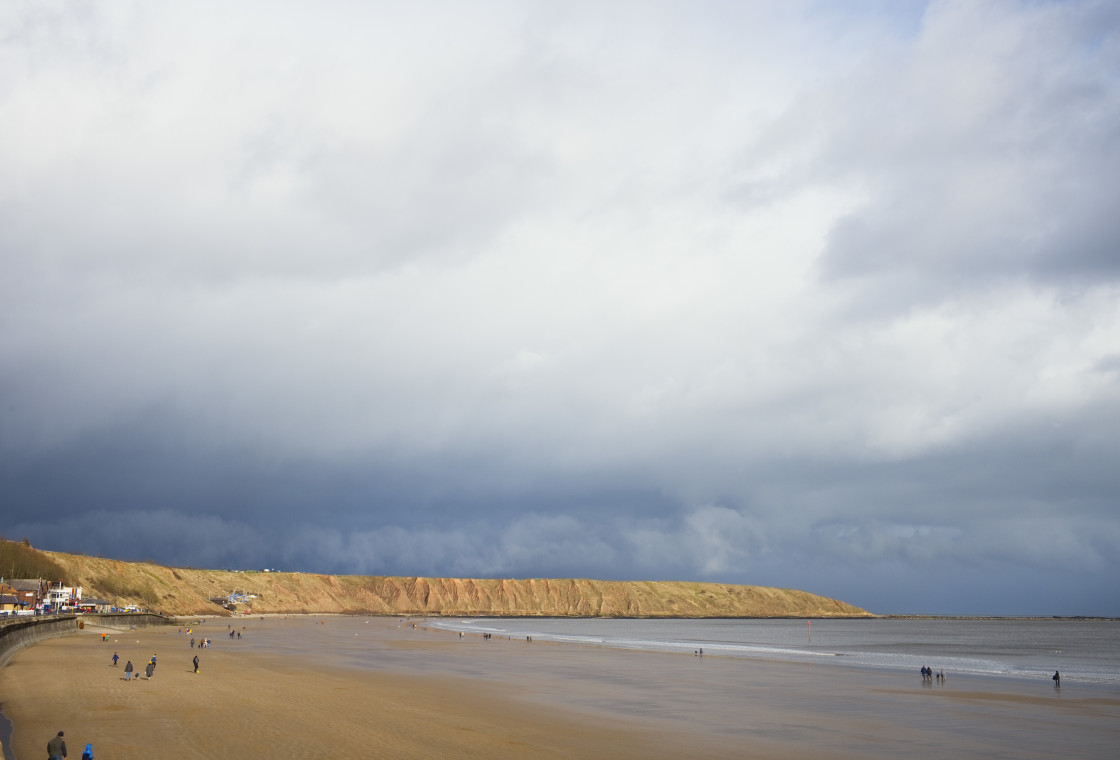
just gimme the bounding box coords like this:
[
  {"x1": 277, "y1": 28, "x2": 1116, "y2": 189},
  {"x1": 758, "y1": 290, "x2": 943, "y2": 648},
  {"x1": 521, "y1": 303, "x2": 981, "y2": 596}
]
[{"x1": 2, "y1": 617, "x2": 1118, "y2": 759}]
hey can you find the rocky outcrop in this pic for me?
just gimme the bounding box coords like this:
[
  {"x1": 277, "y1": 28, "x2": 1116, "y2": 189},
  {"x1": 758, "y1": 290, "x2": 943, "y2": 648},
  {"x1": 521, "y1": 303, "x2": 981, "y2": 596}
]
[{"x1": 42, "y1": 550, "x2": 872, "y2": 618}]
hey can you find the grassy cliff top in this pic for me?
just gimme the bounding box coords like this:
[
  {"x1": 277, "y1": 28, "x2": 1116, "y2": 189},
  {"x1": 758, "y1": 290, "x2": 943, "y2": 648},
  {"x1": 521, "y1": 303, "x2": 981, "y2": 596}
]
[{"x1": 33, "y1": 545, "x2": 872, "y2": 618}]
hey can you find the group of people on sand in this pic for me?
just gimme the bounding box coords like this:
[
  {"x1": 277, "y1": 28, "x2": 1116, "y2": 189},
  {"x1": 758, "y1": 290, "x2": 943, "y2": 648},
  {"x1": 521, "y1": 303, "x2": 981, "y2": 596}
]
[
  {"x1": 921, "y1": 664, "x2": 1063, "y2": 687},
  {"x1": 117, "y1": 653, "x2": 158, "y2": 681},
  {"x1": 46, "y1": 729, "x2": 94, "y2": 760}
]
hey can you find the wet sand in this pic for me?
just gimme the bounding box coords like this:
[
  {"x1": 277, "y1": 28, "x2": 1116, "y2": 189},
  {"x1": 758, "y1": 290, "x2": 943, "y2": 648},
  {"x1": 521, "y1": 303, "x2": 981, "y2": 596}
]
[{"x1": 1, "y1": 617, "x2": 1118, "y2": 759}]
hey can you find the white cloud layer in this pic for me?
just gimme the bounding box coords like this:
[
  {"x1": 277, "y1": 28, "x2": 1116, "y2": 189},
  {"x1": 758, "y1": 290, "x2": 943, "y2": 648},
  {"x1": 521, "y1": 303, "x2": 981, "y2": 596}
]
[{"x1": 2, "y1": 0, "x2": 1119, "y2": 614}]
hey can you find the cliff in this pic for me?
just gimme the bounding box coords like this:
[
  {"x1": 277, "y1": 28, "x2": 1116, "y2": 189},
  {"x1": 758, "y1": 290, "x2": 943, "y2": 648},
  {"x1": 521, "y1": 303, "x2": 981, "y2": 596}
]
[{"x1": 40, "y1": 549, "x2": 872, "y2": 618}]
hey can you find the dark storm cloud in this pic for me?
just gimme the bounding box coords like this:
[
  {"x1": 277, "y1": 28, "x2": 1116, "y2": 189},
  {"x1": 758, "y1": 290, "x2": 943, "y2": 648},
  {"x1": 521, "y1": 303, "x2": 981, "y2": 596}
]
[{"x1": 2, "y1": 1, "x2": 1119, "y2": 615}]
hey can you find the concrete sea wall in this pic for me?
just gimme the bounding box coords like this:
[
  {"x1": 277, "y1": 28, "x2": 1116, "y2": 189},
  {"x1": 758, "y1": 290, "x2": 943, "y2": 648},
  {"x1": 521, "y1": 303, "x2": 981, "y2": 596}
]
[{"x1": 0, "y1": 613, "x2": 171, "y2": 669}]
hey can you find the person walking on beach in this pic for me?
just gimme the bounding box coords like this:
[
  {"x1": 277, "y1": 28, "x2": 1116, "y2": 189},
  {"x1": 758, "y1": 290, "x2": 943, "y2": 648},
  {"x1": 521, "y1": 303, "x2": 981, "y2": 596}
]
[
  {"x1": 124, "y1": 660, "x2": 133, "y2": 681},
  {"x1": 47, "y1": 730, "x2": 67, "y2": 759},
  {"x1": 193, "y1": 655, "x2": 199, "y2": 673},
  {"x1": 1053, "y1": 670, "x2": 1061, "y2": 686},
  {"x1": 112, "y1": 652, "x2": 118, "y2": 667},
  {"x1": 145, "y1": 661, "x2": 155, "y2": 680}
]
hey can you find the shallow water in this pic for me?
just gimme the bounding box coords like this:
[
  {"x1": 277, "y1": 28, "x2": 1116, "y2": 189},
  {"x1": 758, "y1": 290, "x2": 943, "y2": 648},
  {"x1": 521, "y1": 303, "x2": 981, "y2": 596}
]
[{"x1": 427, "y1": 617, "x2": 1120, "y2": 685}]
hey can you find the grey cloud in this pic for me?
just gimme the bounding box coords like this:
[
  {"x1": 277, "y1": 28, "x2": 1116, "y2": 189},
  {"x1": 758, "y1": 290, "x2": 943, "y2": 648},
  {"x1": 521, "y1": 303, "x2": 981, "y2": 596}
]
[
  {"x1": 3, "y1": 1, "x2": 1119, "y2": 616},
  {"x1": 734, "y1": 0, "x2": 1120, "y2": 300},
  {"x1": 4, "y1": 509, "x2": 266, "y2": 571}
]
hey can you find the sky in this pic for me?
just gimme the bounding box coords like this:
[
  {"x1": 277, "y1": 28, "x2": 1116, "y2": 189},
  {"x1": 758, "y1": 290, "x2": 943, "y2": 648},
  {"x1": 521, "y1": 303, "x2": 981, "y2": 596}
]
[{"x1": 2, "y1": 1, "x2": 1119, "y2": 616}]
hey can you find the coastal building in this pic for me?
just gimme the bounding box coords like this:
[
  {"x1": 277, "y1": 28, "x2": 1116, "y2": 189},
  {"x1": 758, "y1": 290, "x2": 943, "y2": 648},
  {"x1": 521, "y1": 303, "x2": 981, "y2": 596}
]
[
  {"x1": 5, "y1": 579, "x2": 45, "y2": 610},
  {"x1": 220, "y1": 590, "x2": 258, "y2": 612},
  {"x1": 76, "y1": 597, "x2": 111, "y2": 613},
  {"x1": 0, "y1": 583, "x2": 18, "y2": 611},
  {"x1": 45, "y1": 582, "x2": 82, "y2": 609}
]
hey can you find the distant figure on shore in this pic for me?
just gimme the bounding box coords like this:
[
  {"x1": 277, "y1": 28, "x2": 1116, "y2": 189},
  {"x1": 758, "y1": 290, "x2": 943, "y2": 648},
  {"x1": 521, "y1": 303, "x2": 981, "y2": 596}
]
[
  {"x1": 1053, "y1": 671, "x2": 1061, "y2": 686},
  {"x1": 145, "y1": 661, "x2": 155, "y2": 680},
  {"x1": 190, "y1": 637, "x2": 195, "y2": 648},
  {"x1": 47, "y1": 730, "x2": 67, "y2": 759},
  {"x1": 124, "y1": 661, "x2": 133, "y2": 681},
  {"x1": 193, "y1": 655, "x2": 199, "y2": 674},
  {"x1": 81, "y1": 742, "x2": 94, "y2": 760},
  {"x1": 112, "y1": 652, "x2": 118, "y2": 667}
]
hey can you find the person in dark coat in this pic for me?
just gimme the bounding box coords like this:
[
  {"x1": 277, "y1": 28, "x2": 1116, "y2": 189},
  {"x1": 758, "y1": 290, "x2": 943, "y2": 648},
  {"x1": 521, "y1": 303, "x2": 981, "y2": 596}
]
[
  {"x1": 124, "y1": 660, "x2": 134, "y2": 681},
  {"x1": 193, "y1": 655, "x2": 199, "y2": 673},
  {"x1": 47, "y1": 730, "x2": 67, "y2": 759}
]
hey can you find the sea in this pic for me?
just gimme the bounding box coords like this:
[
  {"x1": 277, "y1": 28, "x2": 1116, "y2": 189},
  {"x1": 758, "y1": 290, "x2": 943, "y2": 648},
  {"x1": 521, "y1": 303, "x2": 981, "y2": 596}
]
[{"x1": 420, "y1": 616, "x2": 1120, "y2": 687}]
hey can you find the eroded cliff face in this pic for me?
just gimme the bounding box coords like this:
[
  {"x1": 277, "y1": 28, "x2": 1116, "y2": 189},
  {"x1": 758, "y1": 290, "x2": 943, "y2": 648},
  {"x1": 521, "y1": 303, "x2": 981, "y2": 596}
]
[{"x1": 42, "y1": 550, "x2": 872, "y2": 618}]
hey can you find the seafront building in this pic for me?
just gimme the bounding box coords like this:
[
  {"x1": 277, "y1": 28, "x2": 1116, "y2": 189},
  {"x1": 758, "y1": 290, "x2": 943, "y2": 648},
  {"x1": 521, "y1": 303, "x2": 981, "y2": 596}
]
[
  {"x1": 0, "y1": 580, "x2": 100, "y2": 614},
  {"x1": 45, "y1": 582, "x2": 81, "y2": 609},
  {"x1": 0, "y1": 584, "x2": 18, "y2": 611},
  {"x1": 3, "y1": 579, "x2": 45, "y2": 611},
  {"x1": 74, "y1": 597, "x2": 111, "y2": 613}
]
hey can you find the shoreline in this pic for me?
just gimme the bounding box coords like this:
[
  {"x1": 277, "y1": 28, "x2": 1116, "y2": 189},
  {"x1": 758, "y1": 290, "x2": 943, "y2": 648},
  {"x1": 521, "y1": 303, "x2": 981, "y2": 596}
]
[
  {"x1": 2, "y1": 616, "x2": 1119, "y2": 759},
  {"x1": 417, "y1": 615, "x2": 1120, "y2": 690}
]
